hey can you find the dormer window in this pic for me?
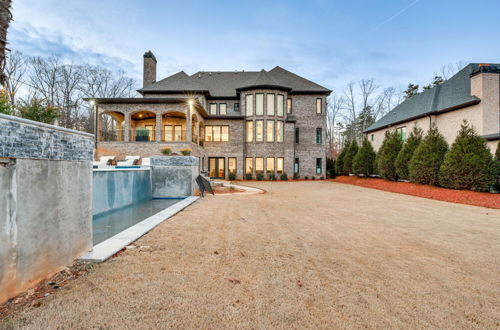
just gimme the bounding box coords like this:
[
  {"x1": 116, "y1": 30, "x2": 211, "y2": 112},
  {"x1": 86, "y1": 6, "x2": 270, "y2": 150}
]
[
  {"x1": 210, "y1": 103, "x2": 217, "y2": 115},
  {"x1": 220, "y1": 103, "x2": 227, "y2": 115}
]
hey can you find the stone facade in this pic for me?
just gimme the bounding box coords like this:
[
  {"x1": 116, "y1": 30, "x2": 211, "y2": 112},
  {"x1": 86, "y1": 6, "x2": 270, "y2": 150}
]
[
  {"x1": 0, "y1": 114, "x2": 94, "y2": 161},
  {"x1": 367, "y1": 71, "x2": 500, "y2": 153},
  {"x1": 93, "y1": 53, "x2": 330, "y2": 179},
  {"x1": 95, "y1": 91, "x2": 328, "y2": 179}
]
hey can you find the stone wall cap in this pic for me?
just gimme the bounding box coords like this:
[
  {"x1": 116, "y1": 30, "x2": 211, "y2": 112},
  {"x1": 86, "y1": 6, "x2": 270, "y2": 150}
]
[
  {"x1": 150, "y1": 156, "x2": 199, "y2": 166},
  {"x1": 0, "y1": 113, "x2": 94, "y2": 138}
]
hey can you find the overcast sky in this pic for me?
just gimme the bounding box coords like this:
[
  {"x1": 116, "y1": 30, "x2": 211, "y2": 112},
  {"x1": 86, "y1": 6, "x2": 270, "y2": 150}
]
[{"x1": 9, "y1": 0, "x2": 500, "y2": 94}]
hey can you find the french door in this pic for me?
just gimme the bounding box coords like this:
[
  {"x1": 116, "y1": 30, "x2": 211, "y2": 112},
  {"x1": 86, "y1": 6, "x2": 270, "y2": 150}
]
[{"x1": 209, "y1": 157, "x2": 225, "y2": 179}]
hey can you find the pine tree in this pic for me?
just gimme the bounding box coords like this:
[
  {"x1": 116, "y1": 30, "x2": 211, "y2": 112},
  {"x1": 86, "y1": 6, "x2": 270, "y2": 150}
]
[
  {"x1": 423, "y1": 75, "x2": 445, "y2": 90},
  {"x1": 409, "y1": 124, "x2": 448, "y2": 185},
  {"x1": 395, "y1": 126, "x2": 423, "y2": 180},
  {"x1": 404, "y1": 83, "x2": 419, "y2": 99},
  {"x1": 377, "y1": 130, "x2": 403, "y2": 181},
  {"x1": 336, "y1": 141, "x2": 350, "y2": 175},
  {"x1": 438, "y1": 122, "x2": 495, "y2": 191},
  {"x1": 343, "y1": 140, "x2": 359, "y2": 175},
  {"x1": 352, "y1": 138, "x2": 376, "y2": 176}
]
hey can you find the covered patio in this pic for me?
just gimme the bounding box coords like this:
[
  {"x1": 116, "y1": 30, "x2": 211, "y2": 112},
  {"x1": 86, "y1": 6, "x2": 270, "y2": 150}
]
[{"x1": 91, "y1": 97, "x2": 207, "y2": 146}]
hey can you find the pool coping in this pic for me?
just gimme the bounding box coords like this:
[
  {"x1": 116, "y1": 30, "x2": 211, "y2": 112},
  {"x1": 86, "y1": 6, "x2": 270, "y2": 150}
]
[{"x1": 80, "y1": 196, "x2": 199, "y2": 262}]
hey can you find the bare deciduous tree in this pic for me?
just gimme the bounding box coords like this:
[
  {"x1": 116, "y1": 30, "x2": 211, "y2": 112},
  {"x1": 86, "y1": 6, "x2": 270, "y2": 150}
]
[
  {"x1": 326, "y1": 95, "x2": 344, "y2": 157},
  {"x1": 5, "y1": 50, "x2": 26, "y2": 105},
  {"x1": 2, "y1": 51, "x2": 137, "y2": 132}
]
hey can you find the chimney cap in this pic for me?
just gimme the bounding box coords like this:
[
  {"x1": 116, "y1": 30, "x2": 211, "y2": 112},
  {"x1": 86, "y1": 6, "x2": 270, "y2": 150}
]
[
  {"x1": 144, "y1": 50, "x2": 157, "y2": 63},
  {"x1": 470, "y1": 63, "x2": 500, "y2": 77}
]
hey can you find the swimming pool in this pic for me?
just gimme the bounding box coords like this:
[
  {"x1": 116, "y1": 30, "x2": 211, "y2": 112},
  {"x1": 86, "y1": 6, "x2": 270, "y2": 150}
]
[{"x1": 92, "y1": 198, "x2": 183, "y2": 245}]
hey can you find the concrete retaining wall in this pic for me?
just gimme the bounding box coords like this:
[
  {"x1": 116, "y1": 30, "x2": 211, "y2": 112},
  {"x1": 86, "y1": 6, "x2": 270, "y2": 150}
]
[
  {"x1": 151, "y1": 156, "x2": 199, "y2": 198},
  {"x1": 93, "y1": 168, "x2": 151, "y2": 216},
  {"x1": 0, "y1": 114, "x2": 93, "y2": 304}
]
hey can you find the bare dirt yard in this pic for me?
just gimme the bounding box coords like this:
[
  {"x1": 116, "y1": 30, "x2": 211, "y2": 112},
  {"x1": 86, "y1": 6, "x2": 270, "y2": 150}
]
[{"x1": 2, "y1": 181, "x2": 499, "y2": 329}]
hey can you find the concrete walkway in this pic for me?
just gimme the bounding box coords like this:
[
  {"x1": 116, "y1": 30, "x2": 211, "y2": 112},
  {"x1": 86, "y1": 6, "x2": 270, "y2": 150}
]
[{"x1": 4, "y1": 181, "x2": 500, "y2": 329}]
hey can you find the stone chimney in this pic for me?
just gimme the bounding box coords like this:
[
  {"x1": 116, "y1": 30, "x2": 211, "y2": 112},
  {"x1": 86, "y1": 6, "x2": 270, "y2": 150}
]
[{"x1": 143, "y1": 50, "x2": 157, "y2": 87}]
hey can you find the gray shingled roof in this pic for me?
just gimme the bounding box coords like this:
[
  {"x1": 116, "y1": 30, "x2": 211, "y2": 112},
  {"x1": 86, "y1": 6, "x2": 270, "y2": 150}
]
[
  {"x1": 364, "y1": 63, "x2": 499, "y2": 133},
  {"x1": 236, "y1": 69, "x2": 291, "y2": 91},
  {"x1": 138, "y1": 66, "x2": 331, "y2": 97},
  {"x1": 141, "y1": 71, "x2": 209, "y2": 92}
]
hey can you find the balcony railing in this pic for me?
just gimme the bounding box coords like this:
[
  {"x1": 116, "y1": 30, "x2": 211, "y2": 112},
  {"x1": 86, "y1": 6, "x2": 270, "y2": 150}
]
[
  {"x1": 99, "y1": 127, "x2": 206, "y2": 145},
  {"x1": 130, "y1": 128, "x2": 156, "y2": 142},
  {"x1": 161, "y1": 128, "x2": 187, "y2": 142},
  {"x1": 99, "y1": 129, "x2": 124, "y2": 142}
]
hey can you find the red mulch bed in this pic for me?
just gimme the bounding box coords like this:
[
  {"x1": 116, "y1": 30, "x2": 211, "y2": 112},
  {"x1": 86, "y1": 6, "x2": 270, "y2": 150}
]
[{"x1": 331, "y1": 176, "x2": 500, "y2": 209}]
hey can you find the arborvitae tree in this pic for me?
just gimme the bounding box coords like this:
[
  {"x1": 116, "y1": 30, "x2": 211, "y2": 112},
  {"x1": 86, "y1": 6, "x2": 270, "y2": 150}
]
[
  {"x1": 395, "y1": 126, "x2": 423, "y2": 180},
  {"x1": 372, "y1": 151, "x2": 379, "y2": 175},
  {"x1": 377, "y1": 130, "x2": 403, "y2": 181},
  {"x1": 409, "y1": 124, "x2": 448, "y2": 185},
  {"x1": 335, "y1": 141, "x2": 350, "y2": 175},
  {"x1": 343, "y1": 140, "x2": 359, "y2": 175},
  {"x1": 439, "y1": 122, "x2": 495, "y2": 191},
  {"x1": 494, "y1": 141, "x2": 500, "y2": 191},
  {"x1": 352, "y1": 138, "x2": 376, "y2": 176}
]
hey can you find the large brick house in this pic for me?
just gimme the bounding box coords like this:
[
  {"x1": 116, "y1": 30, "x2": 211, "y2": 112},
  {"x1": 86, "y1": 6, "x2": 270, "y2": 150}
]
[
  {"x1": 90, "y1": 51, "x2": 331, "y2": 179},
  {"x1": 365, "y1": 63, "x2": 500, "y2": 153}
]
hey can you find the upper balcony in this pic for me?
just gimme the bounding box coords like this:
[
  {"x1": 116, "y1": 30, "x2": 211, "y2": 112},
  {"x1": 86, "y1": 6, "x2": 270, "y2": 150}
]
[{"x1": 97, "y1": 109, "x2": 205, "y2": 147}]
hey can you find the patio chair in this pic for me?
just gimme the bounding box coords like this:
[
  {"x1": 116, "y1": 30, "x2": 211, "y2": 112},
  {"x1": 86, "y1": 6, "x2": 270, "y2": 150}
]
[
  {"x1": 116, "y1": 156, "x2": 140, "y2": 166},
  {"x1": 141, "y1": 157, "x2": 151, "y2": 166},
  {"x1": 93, "y1": 156, "x2": 115, "y2": 168}
]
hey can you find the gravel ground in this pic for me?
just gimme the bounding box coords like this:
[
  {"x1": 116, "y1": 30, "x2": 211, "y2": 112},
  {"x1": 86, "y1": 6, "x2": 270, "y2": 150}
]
[{"x1": 2, "y1": 181, "x2": 499, "y2": 329}]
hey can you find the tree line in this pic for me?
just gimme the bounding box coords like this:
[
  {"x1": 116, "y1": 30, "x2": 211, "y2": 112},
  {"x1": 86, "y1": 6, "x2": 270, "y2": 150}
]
[{"x1": 0, "y1": 50, "x2": 137, "y2": 132}]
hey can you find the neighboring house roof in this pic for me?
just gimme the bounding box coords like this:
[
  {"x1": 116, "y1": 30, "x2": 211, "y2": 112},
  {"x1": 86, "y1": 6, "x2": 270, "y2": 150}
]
[
  {"x1": 364, "y1": 63, "x2": 500, "y2": 133},
  {"x1": 138, "y1": 66, "x2": 331, "y2": 97}
]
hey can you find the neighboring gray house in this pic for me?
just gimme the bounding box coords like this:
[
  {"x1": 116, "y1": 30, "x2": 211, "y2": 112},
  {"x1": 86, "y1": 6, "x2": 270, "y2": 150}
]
[
  {"x1": 365, "y1": 63, "x2": 500, "y2": 153},
  {"x1": 90, "y1": 51, "x2": 331, "y2": 179}
]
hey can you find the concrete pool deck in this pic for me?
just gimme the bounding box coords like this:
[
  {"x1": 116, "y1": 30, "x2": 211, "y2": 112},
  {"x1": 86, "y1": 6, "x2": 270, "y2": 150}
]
[{"x1": 80, "y1": 196, "x2": 199, "y2": 262}]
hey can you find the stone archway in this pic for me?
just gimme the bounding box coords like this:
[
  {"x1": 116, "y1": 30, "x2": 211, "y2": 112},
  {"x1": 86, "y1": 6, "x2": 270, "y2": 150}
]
[
  {"x1": 99, "y1": 111, "x2": 125, "y2": 141},
  {"x1": 129, "y1": 110, "x2": 157, "y2": 142},
  {"x1": 160, "y1": 110, "x2": 187, "y2": 142}
]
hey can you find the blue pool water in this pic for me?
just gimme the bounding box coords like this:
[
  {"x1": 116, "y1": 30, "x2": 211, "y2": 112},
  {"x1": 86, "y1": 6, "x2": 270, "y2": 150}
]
[{"x1": 92, "y1": 198, "x2": 182, "y2": 245}]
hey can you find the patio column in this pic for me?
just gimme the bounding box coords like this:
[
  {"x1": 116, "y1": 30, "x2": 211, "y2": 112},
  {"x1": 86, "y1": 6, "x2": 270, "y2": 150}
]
[
  {"x1": 186, "y1": 106, "x2": 192, "y2": 143},
  {"x1": 124, "y1": 112, "x2": 130, "y2": 142},
  {"x1": 95, "y1": 110, "x2": 102, "y2": 142},
  {"x1": 195, "y1": 121, "x2": 200, "y2": 144},
  {"x1": 155, "y1": 112, "x2": 162, "y2": 142}
]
